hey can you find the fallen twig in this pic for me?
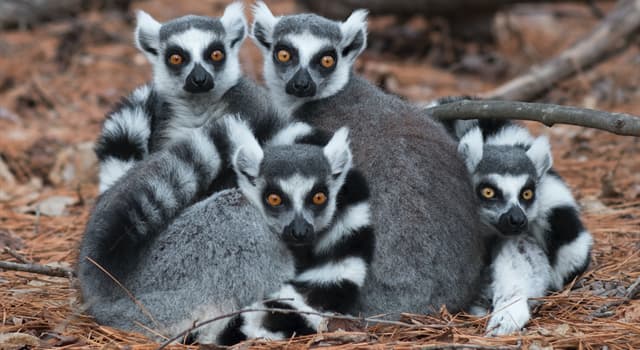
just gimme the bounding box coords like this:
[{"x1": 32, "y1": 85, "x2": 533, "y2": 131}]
[
  {"x1": 484, "y1": 0, "x2": 640, "y2": 101},
  {"x1": 426, "y1": 100, "x2": 640, "y2": 137},
  {"x1": 3, "y1": 247, "x2": 29, "y2": 264},
  {"x1": 157, "y1": 307, "x2": 462, "y2": 350},
  {"x1": 0, "y1": 260, "x2": 74, "y2": 278}
]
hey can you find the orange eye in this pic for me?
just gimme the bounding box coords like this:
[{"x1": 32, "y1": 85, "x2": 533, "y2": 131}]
[
  {"x1": 481, "y1": 187, "x2": 495, "y2": 199},
  {"x1": 168, "y1": 54, "x2": 183, "y2": 65},
  {"x1": 312, "y1": 192, "x2": 327, "y2": 205},
  {"x1": 521, "y1": 189, "x2": 534, "y2": 201},
  {"x1": 320, "y1": 55, "x2": 335, "y2": 68},
  {"x1": 210, "y1": 50, "x2": 225, "y2": 62},
  {"x1": 267, "y1": 194, "x2": 282, "y2": 207},
  {"x1": 277, "y1": 50, "x2": 291, "y2": 63}
]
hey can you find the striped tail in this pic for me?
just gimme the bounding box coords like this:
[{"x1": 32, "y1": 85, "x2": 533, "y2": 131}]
[{"x1": 95, "y1": 85, "x2": 154, "y2": 193}]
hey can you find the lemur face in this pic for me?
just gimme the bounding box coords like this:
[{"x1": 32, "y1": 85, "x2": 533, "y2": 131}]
[
  {"x1": 230, "y1": 121, "x2": 352, "y2": 248},
  {"x1": 251, "y1": 2, "x2": 368, "y2": 109},
  {"x1": 458, "y1": 128, "x2": 552, "y2": 236},
  {"x1": 134, "y1": 3, "x2": 246, "y2": 100}
]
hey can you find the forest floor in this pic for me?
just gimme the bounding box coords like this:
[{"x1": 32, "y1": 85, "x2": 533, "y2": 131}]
[{"x1": 0, "y1": 0, "x2": 639, "y2": 349}]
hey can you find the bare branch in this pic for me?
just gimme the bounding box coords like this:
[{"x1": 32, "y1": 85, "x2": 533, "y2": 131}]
[
  {"x1": 426, "y1": 100, "x2": 640, "y2": 137},
  {"x1": 3, "y1": 247, "x2": 29, "y2": 264},
  {"x1": 157, "y1": 307, "x2": 467, "y2": 350},
  {"x1": 484, "y1": 0, "x2": 640, "y2": 101},
  {"x1": 0, "y1": 260, "x2": 74, "y2": 278}
]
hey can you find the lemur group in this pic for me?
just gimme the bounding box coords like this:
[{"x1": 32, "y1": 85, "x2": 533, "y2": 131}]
[{"x1": 77, "y1": 1, "x2": 594, "y2": 345}]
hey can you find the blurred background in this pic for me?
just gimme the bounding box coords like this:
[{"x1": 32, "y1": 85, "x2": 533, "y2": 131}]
[{"x1": 0, "y1": 0, "x2": 639, "y2": 348}]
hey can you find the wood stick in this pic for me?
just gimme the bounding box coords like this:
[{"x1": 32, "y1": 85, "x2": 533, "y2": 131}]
[
  {"x1": 3, "y1": 247, "x2": 29, "y2": 264},
  {"x1": 484, "y1": 0, "x2": 640, "y2": 101},
  {"x1": 426, "y1": 100, "x2": 640, "y2": 136},
  {"x1": 0, "y1": 260, "x2": 74, "y2": 278},
  {"x1": 157, "y1": 307, "x2": 463, "y2": 350}
]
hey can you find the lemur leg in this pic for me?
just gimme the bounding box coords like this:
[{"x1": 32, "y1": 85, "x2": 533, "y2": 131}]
[{"x1": 487, "y1": 236, "x2": 552, "y2": 336}]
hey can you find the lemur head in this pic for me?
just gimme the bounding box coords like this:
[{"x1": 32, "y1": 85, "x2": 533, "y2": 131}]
[
  {"x1": 458, "y1": 127, "x2": 553, "y2": 236},
  {"x1": 134, "y1": 2, "x2": 247, "y2": 100},
  {"x1": 251, "y1": 2, "x2": 368, "y2": 109},
  {"x1": 229, "y1": 119, "x2": 352, "y2": 248}
]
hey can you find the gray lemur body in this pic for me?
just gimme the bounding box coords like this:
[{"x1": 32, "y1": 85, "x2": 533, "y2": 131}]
[
  {"x1": 455, "y1": 120, "x2": 592, "y2": 335},
  {"x1": 250, "y1": 3, "x2": 494, "y2": 314},
  {"x1": 80, "y1": 119, "x2": 374, "y2": 345},
  {"x1": 95, "y1": 3, "x2": 280, "y2": 193},
  {"x1": 197, "y1": 121, "x2": 374, "y2": 345}
]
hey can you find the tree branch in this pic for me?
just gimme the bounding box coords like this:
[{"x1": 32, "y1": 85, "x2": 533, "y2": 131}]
[
  {"x1": 483, "y1": 0, "x2": 640, "y2": 101},
  {"x1": 426, "y1": 100, "x2": 640, "y2": 136},
  {"x1": 0, "y1": 260, "x2": 74, "y2": 278},
  {"x1": 156, "y1": 307, "x2": 466, "y2": 350}
]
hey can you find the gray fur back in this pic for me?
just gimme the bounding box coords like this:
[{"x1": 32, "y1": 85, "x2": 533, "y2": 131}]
[
  {"x1": 296, "y1": 75, "x2": 495, "y2": 314},
  {"x1": 85, "y1": 189, "x2": 294, "y2": 336}
]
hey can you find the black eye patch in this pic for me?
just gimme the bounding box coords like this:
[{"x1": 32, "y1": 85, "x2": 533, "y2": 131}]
[
  {"x1": 476, "y1": 181, "x2": 503, "y2": 202},
  {"x1": 203, "y1": 42, "x2": 226, "y2": 69},
  {"x1": 262, "y1": 185, "x2": 289, "y2": 214},
  {"x1": 164, "y1": 46, "x2": 190, "y2": 73},
  {"x1": 273, "y1": 43, "x2": 299, "y2": 66},
  {"x1": 306, "y1": 184, "x2": 329, "y2": 212},
  {"x1": 310, "y1": 48, "x2": 338, "y2": 76}
]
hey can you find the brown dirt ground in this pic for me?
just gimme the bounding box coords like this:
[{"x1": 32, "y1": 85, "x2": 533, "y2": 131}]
[{"x1": 0, "y1": 0, "x2": 639, "y2": 349}]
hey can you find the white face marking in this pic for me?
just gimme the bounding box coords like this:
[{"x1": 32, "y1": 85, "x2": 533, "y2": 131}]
[
  {"x1": 486, "y1": 173, "x2": 531, "y2": 208},
  {"x1": 279, "y1": 174, "x2": 316, "y2": 214},
  {"x1": 286, "y1": 32, "x2": 331, "y2": 67}
]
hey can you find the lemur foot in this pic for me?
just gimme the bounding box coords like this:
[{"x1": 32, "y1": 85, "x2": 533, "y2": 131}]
[{"x1": 486, "y1": 298, "x2": 530, "y2": 336}]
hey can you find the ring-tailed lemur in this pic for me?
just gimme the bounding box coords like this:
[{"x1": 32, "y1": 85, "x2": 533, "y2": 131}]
[
  {"x1": 187, "y1": 120, "x2": 374, "y2": 345},
  {"x1": 456, "y1": 122, "x2": 592, "y2": 336},
  {"x1": 95, "y1": 2, "x2": 284, "y2": 192},
  {"x1": 250, "y1": 2, "x2": 493, "y2": 314},
  {"x1": 79, "y1": 110, "x2": 322, "y2": 315}
]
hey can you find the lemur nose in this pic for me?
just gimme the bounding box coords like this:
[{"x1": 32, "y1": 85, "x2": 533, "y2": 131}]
[{"x1": 508, "y1": 208, "x2": 527, "y2": 228}]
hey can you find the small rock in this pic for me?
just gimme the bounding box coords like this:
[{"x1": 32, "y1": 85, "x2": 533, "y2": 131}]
[
  {"x1": 35, "y1": 195, "x2": 77, "y2": 217},
  {"x1": 0, "y1": 332, "x2": 41, "y2": 350},
  {"x1": 0, "y1": 157, "x2": 16, "y2": 187},
  {"x1": 48, "y1": 142, "x2": 98, "y2": 188}
]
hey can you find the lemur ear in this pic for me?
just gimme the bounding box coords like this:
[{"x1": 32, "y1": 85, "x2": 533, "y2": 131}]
[
  {"x1": 458, "y1": 127, "x2": 484, "y2": 173},
  {"x1": 526, "y1": 136, "x2": 553, "y2": 177},
  {"x1": 324, "y1": 127, "x2": 353, "y2": 177},
  {"x1": 227, "y1": 117, "x2": 263, "y2": 184},
  {"x1": 135, "y1": 10, "x2": 162, "y2": 60},
  {"x1": 251, "y1": 1, "x2": 278, "y2": 52},
  {"x1": 221, "y1": 2, "x2": 247, "y2": 49},
  {"x1": 339, "y1": 9, "x2": 368, "y2": 61}
]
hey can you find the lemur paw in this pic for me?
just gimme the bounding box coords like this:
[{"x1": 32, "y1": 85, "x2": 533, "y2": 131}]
[
  {"x1": 486, "y1": 298, "x2": 530, "y2": 336},
  {"x1": 469, "y1": 305, "x2": 489, "y2": 317}
]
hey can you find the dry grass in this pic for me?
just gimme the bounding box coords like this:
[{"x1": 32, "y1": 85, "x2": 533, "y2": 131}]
[{"x1": 1, "y1": 0, "x2": 639, "y2": 349}]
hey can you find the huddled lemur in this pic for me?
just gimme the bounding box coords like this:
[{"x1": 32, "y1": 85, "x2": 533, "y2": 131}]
[
  {"x1": 453, "y1": 119, "x2": 592, "y2": 335},
  {"x1": 79, "y1": 5, "x2": 323, "y2": 320},
  {"x1": 95, "y1": 2, "x2": 287, "y2": 193},
  {"x1": 250, "y1": 2, "x2": 494, "y2": 314},
  {"x1": 189, "y1": 120, "x2": 374, "y2": 345}
]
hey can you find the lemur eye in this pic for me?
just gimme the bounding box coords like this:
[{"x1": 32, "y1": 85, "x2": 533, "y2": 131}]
[
  {"x1": 267, "y1": 194, "x2": 282, "y2": 207},
  {"x1": 521, "y1": 189, "x2": 534, "y2": 201},
  {"x1": 320, "y1": 55, "x2": 335, "y2": 68},
  {"x1": 312, "y1": 192, "x2": 327, "y2": 205},
  {"x1": 168, "y1": 54, "x2": 183, "y2": 65},
  {"x1": 210, "y1": 50, "x2": 225, "y2": 62},
  {"x1": 481, "y1": 187, "x2": 495, "y2": 199},
  {"x1": 277, "y1": 50, "x2": 291, "y2": 63}
]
